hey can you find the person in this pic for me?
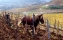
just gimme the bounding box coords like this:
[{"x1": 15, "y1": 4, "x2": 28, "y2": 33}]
[
  {"x1": 5, "y1": 13, "x2": 10, "y2": 21},
  {"x1": 5, "y1": 13, "x2": 11, "y2": 26}
]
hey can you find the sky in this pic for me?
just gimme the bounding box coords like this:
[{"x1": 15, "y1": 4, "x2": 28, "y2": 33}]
[
  {"x1": 0, "y1": 0, "x2": 51, "y2": 5},
  {"x1": 41, "y1": 0, "x2": 51, "y2": 2}
]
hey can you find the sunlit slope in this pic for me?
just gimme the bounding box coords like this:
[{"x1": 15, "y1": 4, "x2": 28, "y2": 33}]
[{"x1": 43, "y1": 13, "x2": 63, "y2": 27}]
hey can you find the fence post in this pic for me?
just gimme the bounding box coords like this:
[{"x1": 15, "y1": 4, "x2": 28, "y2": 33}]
[
  {"x1": 61, "y1": 25, "x2": 62, "y2": 30},
  {"x1": 11, "y1": 13, "x2": 13, "y2": 20},
  {"x1": 17, "y1": 13, "x2": 20, "y2": 19},
  {"x1": 54, "y1": 19, "x2": 56, "y2": 29},
  {"x1": 57, "y1": 21, "x2": 59, "y2": 35},
  {"x1": 57, "y1": 21, "x2": 60, "y2": 40},
  {"x1": 46, "y1": 19, "x2": 50, "y2": 40},
  {"x1": 53, "y1": 19, "x2": 56, "y2": 33},
  {"x1": 15, "y1": 17, "x2": 19, "y2": 40},
  {"x1": 5, "y1": 11, "x2": 6, "y2": 16}
]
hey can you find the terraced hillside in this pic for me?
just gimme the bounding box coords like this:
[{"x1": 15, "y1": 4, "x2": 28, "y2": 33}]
[{"x1": 0, "y1": 13, "x2": 63, "y2": 40}]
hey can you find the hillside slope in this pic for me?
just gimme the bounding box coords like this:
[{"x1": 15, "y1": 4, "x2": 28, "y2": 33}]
[{"x1": 48, "y1": 0, "x2": 63, "y2": 5}]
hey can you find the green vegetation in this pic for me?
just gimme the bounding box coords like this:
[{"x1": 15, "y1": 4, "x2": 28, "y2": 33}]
[{"x1": 41, "y1": 5, "x2": 63, "y2": 9}]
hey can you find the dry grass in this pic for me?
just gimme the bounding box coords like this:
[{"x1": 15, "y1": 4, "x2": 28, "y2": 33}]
[{"x1": 43, "y1": 13, "x2": 63, "y2": 26}]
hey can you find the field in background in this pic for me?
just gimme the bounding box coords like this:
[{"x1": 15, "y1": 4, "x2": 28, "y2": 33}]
[{"x1": 43, "y1": 13, "x2": 63, "y2": 27}]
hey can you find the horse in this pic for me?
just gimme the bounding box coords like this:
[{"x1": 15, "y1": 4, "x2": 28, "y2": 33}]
[{"x1": 21, "y1": 14, "x2": 44, "y2": 31}]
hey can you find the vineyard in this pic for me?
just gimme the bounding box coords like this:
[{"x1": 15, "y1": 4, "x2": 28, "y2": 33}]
[{"x1": 0, "y1": 12, "x2": 63, "y2": 40}]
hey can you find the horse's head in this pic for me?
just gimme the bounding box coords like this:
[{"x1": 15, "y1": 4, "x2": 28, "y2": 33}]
[
  {"x1": 34, "y1": 14, "x2": 43, "y2": 23},
  {"x1": 38, "y1": 14, "x2": 44, "y2": 24}
]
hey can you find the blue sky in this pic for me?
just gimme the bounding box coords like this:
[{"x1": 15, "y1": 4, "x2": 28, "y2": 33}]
[
  {"x1": 41, "y1": 0, "x2": 51, "y2": 2},
  {"x1": 0, "y1": 0, "x2": 51, "y2": 5}
]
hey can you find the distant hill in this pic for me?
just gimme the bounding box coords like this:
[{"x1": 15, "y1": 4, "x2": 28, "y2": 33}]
[
  {"x1": 6, "y1": 5, "x2": 41, "y2": 13},
  {"x1": 41, "y1": 0, "x2": 63, "y2": 9},
  {"x1": 48, "y1": 0, "x2": 63, "y2": 5}
]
